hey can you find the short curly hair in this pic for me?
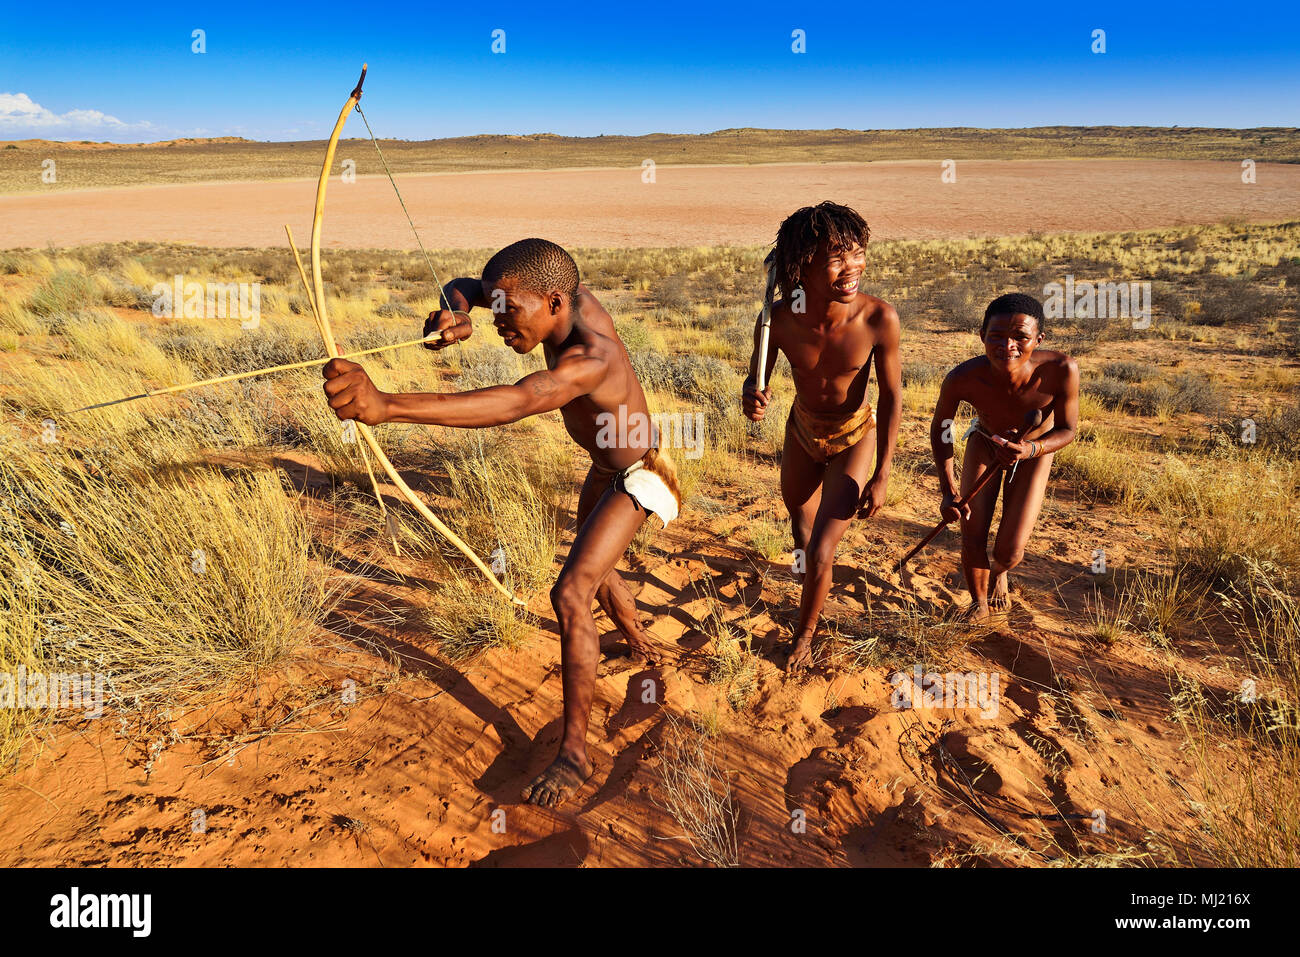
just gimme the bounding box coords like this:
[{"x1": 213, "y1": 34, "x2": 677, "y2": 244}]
[
  {"x1": 483, "y1": 238, "x2": 580, "y2": 307},
  {"x1": 769, "y1": 201, "x2": 871, "y2": 299},
  {"x1": 981, "y1": 292, "x2": 1046, "y2": 336}
]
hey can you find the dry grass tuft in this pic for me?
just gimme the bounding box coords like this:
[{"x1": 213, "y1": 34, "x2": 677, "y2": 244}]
[
  {"x1": 653, "y1": 711, "x2": 740, "y2": 867},
  {"x1": 419, "y1": 576, "x2": 536, "y2": 664},
  {"x1": 1173, "y1": 561, "x2": 1300, "y2": 866},
  {"x1": 0, "y1": 434, "x2": 330, "y2": 766}
]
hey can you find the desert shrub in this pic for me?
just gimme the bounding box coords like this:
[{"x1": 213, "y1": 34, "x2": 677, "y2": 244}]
[
  {"x1": 1083, "y1": 376, "x2": 1131, "y2": 410},
  {"x1": 933, "y1": 282, "x2": 983, "y2": 331},
  {"x1": 374, "y1": 301, "x2": 419, "y2": 320},
  {"x1": 631, "y1": 352, "x2": 732, "y2": 407},
  {"x1": 158, "y1": 325, "x2": 320, "y2": 375},
  {"x1": 716, "y1": 306, "x2": 758, "y2": 358},
  {"x1": 1127, "y1": 373, "x2": 1223, "y2": 417},
  {"x1": 613, "y1": 315, "x2": 667, "y2": 355},
  {"x1": 1196, "y1": 277, "x2": 1282, "y2": 327},
  {"x1": 1101, "y1": 361, "x2": 1156, "y2": 382},
  {"x1": 344, "y1": 321, "x2": 418, "y2": 353},
  {"x1": 26, "y1": 270, "x2": 100, "y2": 319},
  {"x1": 0, "y1": 436, "x2": 328, "y2": 752},
  {"x1": 453, "y1": 347, "x2": 527, "y2": 391},
  {"x1": 902, "y1": 362, "x2": 948, "y2": 388},
  {"x1": 652, "y1": 273, "x2": 693, "y2": 313}
]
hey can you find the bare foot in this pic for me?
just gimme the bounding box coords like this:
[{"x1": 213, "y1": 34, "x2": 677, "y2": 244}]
[
  {"x1": 521, "y1": 753, "x2": 593, "y2": 808},
  {"x1": 960, "y1": 601, "x2": 991, "y2": 622},
  {"x1": 989, "y1": 571, "x2": 1010, "y2": 610},
  {"x1": 785, "y1": 635, "x2": 815, "y2": 673},
  {"x1": 624, "y1": 631, "x2": 662, "y2": 666}
]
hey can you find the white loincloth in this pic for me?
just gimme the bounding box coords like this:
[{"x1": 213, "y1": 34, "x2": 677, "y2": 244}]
[{"x1": 616, "y1": 459, "x2": 680, "y2": 527}]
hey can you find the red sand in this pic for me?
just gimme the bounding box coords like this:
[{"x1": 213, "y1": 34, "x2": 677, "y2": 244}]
[{"x1": 0, "y1": 446, "x2": 1211, "y2": 867}]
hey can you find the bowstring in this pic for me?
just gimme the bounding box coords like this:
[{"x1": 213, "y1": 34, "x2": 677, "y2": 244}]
[
  {"x1": 354, "y1": 102, "x2": 508, "y2": 588},
  {"x1": 354, "y1": 103, "x2": 450, "y2": 306}
]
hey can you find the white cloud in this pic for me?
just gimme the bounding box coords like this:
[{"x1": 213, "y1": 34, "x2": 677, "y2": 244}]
[{"x1": 0, "y1": 92, "x2": 158, "y2": 141}]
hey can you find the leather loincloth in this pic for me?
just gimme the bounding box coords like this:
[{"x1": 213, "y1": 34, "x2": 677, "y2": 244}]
[
  {"x1": 594, "y1": 446, "x2": 682, "y2": 526},
  {"x1": 788, "y1": 397, "x2": 876, "y2": 464}
]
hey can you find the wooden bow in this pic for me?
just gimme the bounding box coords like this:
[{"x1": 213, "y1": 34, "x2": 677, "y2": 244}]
[{"x1": 309, "y1": 63, "x2": 522, "y2": 605}]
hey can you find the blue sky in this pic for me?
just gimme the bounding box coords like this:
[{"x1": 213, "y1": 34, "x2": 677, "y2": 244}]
[{"x1": 1, "y1": 0, "x2": 1296, "y2": 142}]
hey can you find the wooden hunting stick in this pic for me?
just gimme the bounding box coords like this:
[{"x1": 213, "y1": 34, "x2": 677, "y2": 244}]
[
  {"x1": 898, "y1": 409, "x2": 1043, "y2": 570},
  {"x1": 754, "y1": 255, "x2": 778, "y2": 393},
  {"x1": 897, "y1": 460, "x2": 1004, "y2": 571}
]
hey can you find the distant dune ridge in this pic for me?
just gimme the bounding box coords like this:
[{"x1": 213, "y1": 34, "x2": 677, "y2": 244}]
[
  {"x1": 0, "y1": 136, "x2": 255, "y2": 151},
  {"x1": 1, "y1": 126, "x2": 1296, "y2": 195}
]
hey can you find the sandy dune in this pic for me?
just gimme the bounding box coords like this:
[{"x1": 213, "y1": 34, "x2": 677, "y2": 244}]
[{"x1": 3, "y1": 159, "x2": 1297, "y2": 250}]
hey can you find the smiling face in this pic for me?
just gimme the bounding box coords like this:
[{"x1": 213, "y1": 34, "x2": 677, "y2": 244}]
[
  {"x1": 803, "y1": 241, "x2": 865, "y2": 304},
  {"x1": 482, "y1": 275, "x2": 564, "y2": 353},
  {"x1": 981, "y1": 312, "x2": 1044, "y2": 369}
]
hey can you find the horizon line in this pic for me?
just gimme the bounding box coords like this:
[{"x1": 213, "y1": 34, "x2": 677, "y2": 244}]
[{"x1": 4, "y1": 124, "x2": 1299, "y2": 148}]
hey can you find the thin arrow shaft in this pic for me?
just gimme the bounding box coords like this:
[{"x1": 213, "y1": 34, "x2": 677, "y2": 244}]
[{"x1": 73, "y1": 331, "x2": 441, "y2": 413}]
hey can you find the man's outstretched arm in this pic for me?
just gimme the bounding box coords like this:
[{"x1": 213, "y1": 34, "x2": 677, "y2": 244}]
[{"x1": 323, "y1": 349, "x2": 606, "y2": 429}]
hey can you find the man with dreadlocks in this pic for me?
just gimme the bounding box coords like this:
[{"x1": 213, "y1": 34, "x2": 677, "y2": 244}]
[
  {"x1": 322, "y1": 238, "x2": 680, "y2": 808},
  {"x1": 929, "y1": 292, "x2": 1078, "y2": 620},
  {"x1": 742, "y1": 201, "x2": 902, "y2": 672}
]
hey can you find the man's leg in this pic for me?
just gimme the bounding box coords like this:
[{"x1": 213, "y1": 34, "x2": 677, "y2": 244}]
[
  {"x1": 958, "y1": 439, "x2": 1001, "y2": 619},
  {"x1": 781, "y1": 414, "x2": 825, "y2": 555},
  {"x1": 989, "y1": 452, "x2": 1054, "y2": 608},
  {"x1": 574, "y1": 467, "x2": 659, "y2": 664},
  {"x1": 522, "y1": 485, "x2": 649, "y2": 808},
  {"x1": 786, "y1": 427, "x2": 876, "y2": 672}
]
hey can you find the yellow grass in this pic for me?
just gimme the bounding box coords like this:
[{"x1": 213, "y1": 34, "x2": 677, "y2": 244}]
[
  {"x1": 653, "y1": 711, "x2": 740, "y2": 867},
  {"x1": 420, "y1": 575, "x2": 536, "y2": 664},
  {"x1": 1171, "y1": 561, "x2": 1300, "y2": 866},
  {"x1": 0, "y1": 433, "x2": 330, "y2": 763}
]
